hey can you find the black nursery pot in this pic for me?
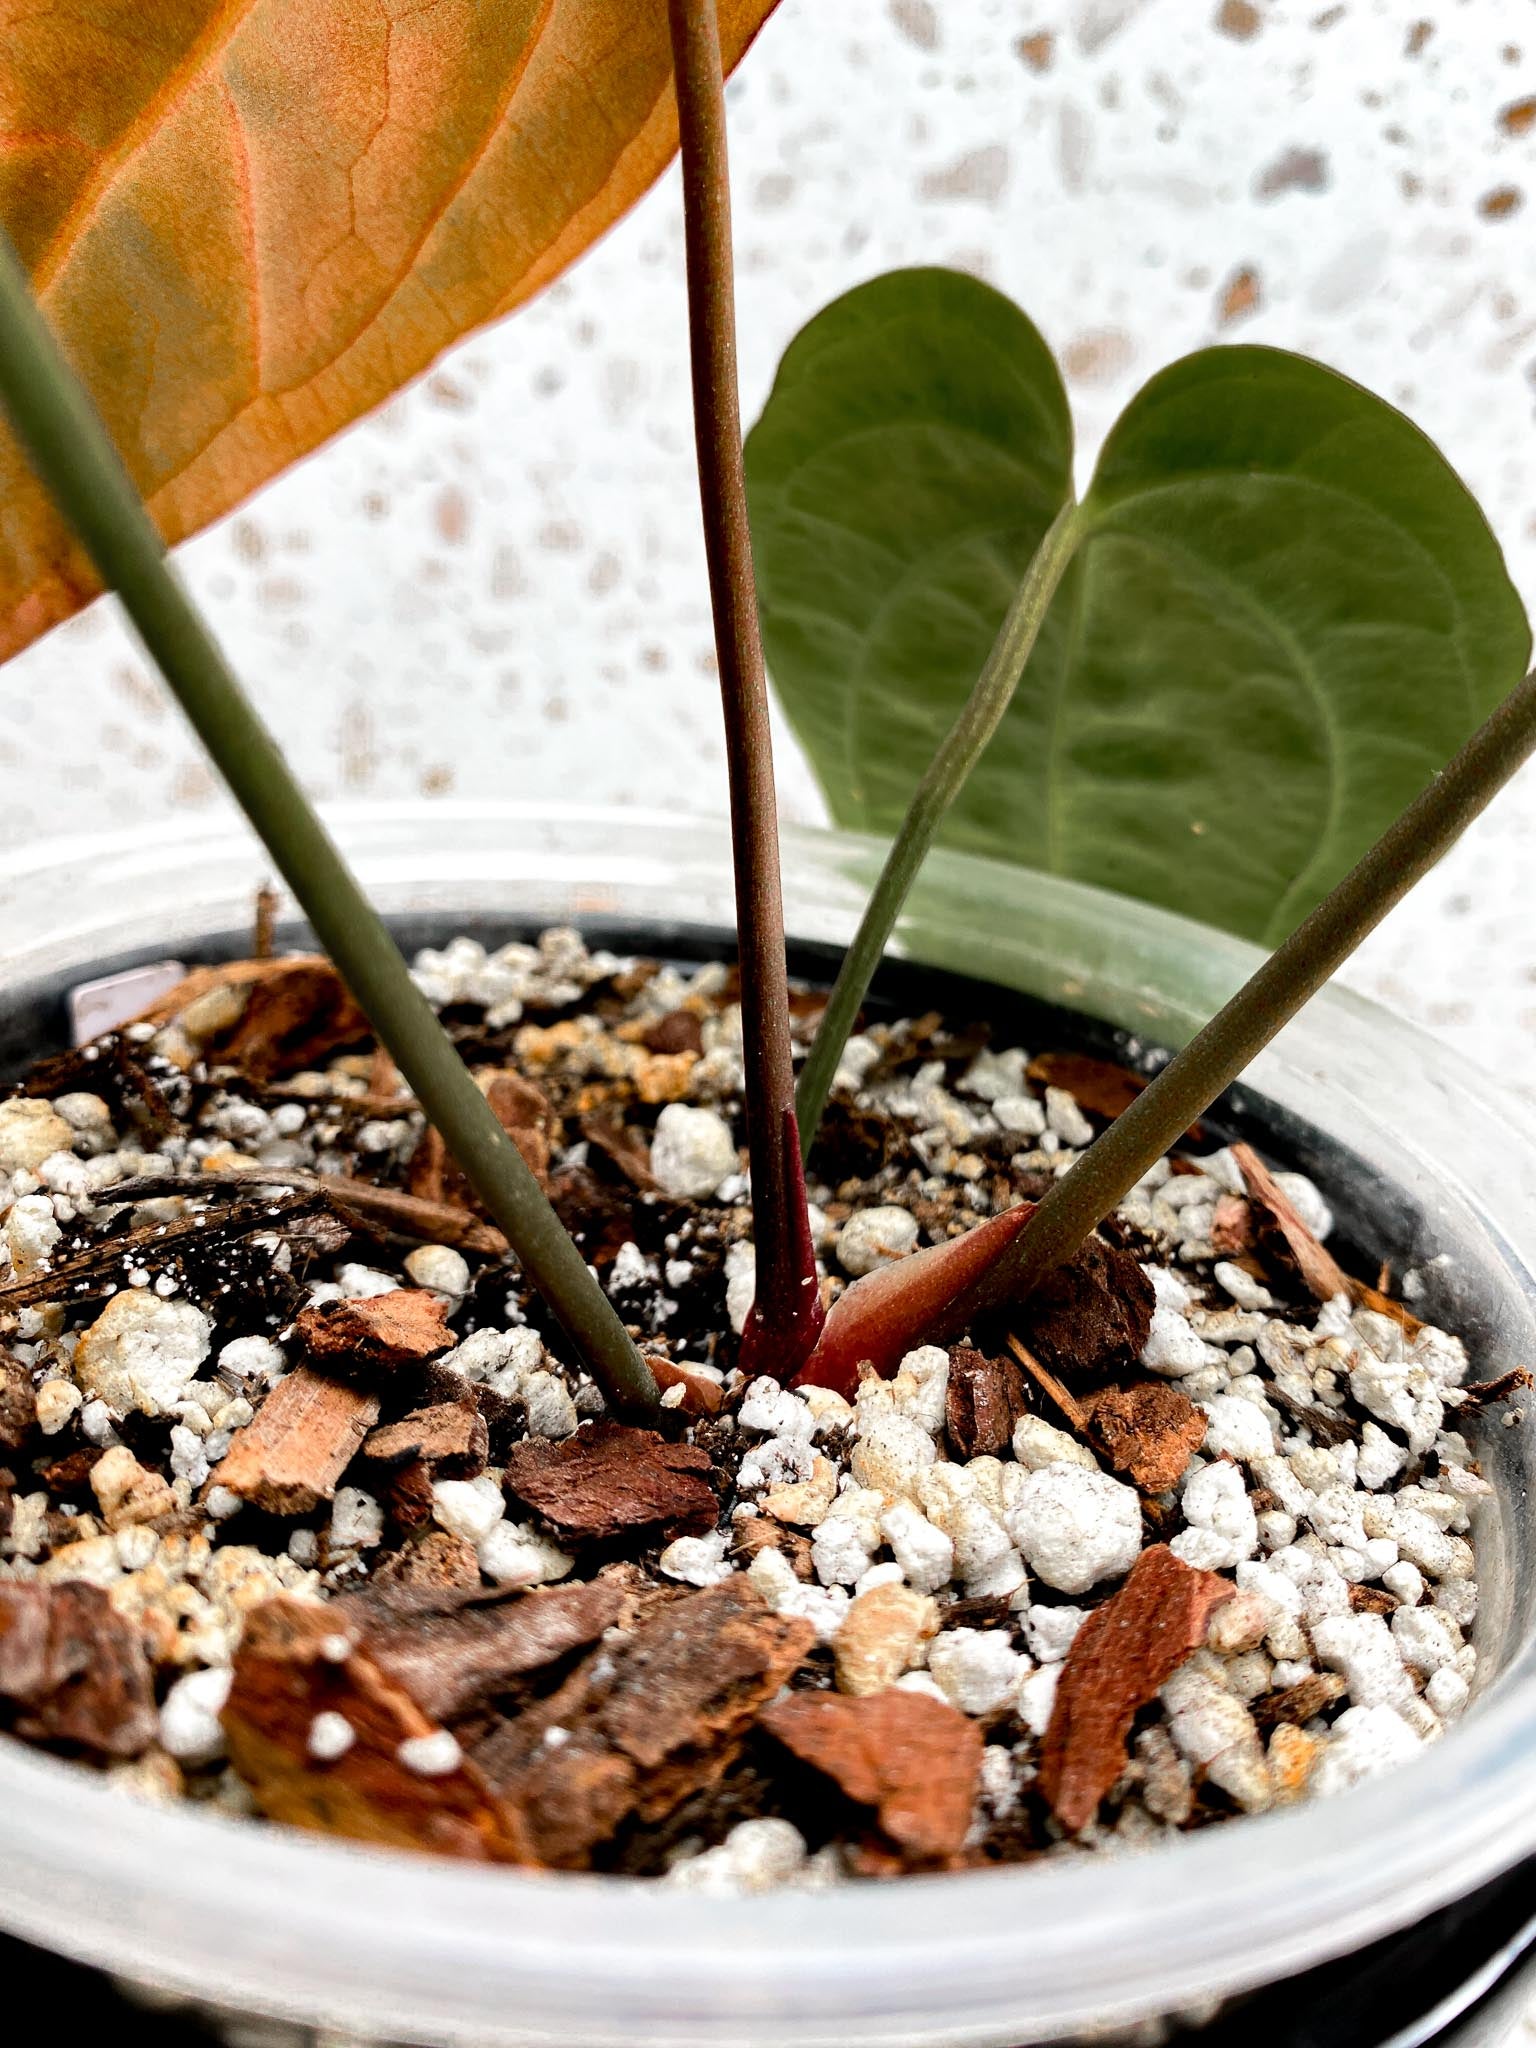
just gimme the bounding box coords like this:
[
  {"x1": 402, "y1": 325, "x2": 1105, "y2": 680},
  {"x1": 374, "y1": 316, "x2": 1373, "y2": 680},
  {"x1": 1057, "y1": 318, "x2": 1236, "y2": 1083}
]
[{"x1": 0, "y1": 804, "x2": 1534, "y2": 2048}]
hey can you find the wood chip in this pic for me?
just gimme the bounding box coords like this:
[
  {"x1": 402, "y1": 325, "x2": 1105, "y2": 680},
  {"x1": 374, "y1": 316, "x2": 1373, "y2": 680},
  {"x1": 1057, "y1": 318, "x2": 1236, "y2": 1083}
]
[
  {"x1": 1348, "y1": 1583, "x2": 1399, "y2": 1616},
  {"x1": 294, "y1": 1288, "x2": 452, "y2": 1377},
  {"x1": 1041, "y1": 1544, "x2": 1235, "y2": 1833},
  {"x1": 1459, "y1": 1366, "x2": 1535, "y2": 1410},
  {"x1": 1014, "y1": 1232, "x2": 1155, "y2": 1382},
  {"x1": 252, "y1": 883, "x2": 279, "y2": 960},
  {"x1": 130, "y1": 954, "x2": 324, "y2": 1028},
  {"x1": 760, "y1": 1688, "x2": 983, "y2": 1865},
  {"x1": 1005, "y1": 1333, "x2": 1090, "y2": 1433},
  {"x1": 0, "y1": 1581, "x2": 156, "y2": 1758},
  {"x1": 136, "y1": 957, "x2": 369, "y2": 1080},
  {"x1": 579, "y1": 1110, "x2": 658, "y2": 1191},
  {"x1": 370, "y1": 1529, "x2": 483, "y2": 1593},
  {"x1": 502, "y1": 1422, "x2": 718, "y2": 1546},
  {"x1": 1083, "y1": 1381, "x2": 1207, "y2": 1493},
  {"x1": 1251, "y1": 1671, "x2": 1347, "y2": 1730},
  {"x1": 410, "y1": 1069, "x2": 556, "y2": 1204},
  {"x1": 1266, "y1": 1382, "x2": 1359, "y2": 1448},
  {"x1": 316, "y1": 1175, "x2": 508, "y2": 1255},
  {"x1": 211, "y1": 1367, "x2": 380, "y2": 1514},
  {"x1": 222, "y1": 1595, "x2": 531, "y2": 1861},
  {"x1": 364, "y1": 1401, "x2": 488, "y2": 1477},
  {"x1": 344, "y1": 1580, "x2": 626, "y2": 1723},
  {"x1": 945, "y1": 1343, "x2": 1027, "y2": 1459},
  {"x1": 0, "y1": 1357, "x2": 36, "y2": 1451},
  {"x1": 378, "y1": 1458, "x2": 437, "y2": 1532},
  {"x1": 223, "y1": 962, "x2": 370, "y2": 1081},
  {"x1": 646, "y1": 1353, "x2": 725, "y2": 1416},
  {"x1": 1026, "y1": 1051, "x2": 1145, "y2": 1121},
  {"x1": 731, "y1": 1516, "x2": 815, "y2": 1580},
  {"x1": 1232, "y1": 1142, "x2": 1350, "y2": 1303},
  {"x1": 474, "y1": 1580, "x2": 815, "y2": 1866},
  {"x1": 1211, "y1": 1193, "x2": 1254, "y2": 1256},
  {"x1": 639, "y1": 1008, "x2": 705, "y2": 1056}
]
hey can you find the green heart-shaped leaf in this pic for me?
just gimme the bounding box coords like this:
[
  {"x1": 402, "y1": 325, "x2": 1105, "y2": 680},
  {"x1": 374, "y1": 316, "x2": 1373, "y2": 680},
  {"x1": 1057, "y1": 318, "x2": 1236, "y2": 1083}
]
[{"x1": 745, "y1": 268, "x2": 1531, "y2": 944}]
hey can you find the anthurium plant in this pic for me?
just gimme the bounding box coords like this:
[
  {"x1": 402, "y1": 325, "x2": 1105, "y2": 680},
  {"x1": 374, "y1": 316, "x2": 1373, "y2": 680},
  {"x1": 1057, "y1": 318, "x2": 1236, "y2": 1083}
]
[{"x1": 0, "y1": 0, "x2": 1532, "y2": 1417}]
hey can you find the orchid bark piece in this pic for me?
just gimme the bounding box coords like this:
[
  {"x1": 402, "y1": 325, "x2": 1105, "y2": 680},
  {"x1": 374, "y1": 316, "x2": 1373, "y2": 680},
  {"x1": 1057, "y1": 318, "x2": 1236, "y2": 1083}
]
[
  {"x1": 0, "y1": 230, "x2": 657, "y2": 1419},
  {"x1": 667, "y1": 0, "x2": 822, "y2": 1382},
  {"x1": 1041, "y1": 1544, "x2": 1233, "y2": 1833}
]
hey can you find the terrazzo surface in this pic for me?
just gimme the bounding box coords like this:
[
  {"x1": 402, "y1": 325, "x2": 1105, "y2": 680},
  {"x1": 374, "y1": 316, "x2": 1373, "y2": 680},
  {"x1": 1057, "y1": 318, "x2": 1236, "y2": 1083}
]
[{"x1": 2, "y1": 0, "x2": 1536, "y2": 1092}]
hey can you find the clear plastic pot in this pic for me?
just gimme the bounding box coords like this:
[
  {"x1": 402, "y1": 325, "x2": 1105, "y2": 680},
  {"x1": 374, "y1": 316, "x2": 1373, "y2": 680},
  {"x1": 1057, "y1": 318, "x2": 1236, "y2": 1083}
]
[{"x1": 0, "y1": 802, "x2": 1533, "y2": 2048}]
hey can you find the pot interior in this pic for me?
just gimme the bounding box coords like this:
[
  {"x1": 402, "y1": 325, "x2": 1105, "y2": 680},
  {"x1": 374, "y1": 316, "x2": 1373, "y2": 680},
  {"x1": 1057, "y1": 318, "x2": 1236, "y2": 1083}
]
[
  {"x1": 4, "y1": 908, "x2": 1530, "y2": 1698},
  {"x1": 1, "y1": 871, "x2": 1534, "y2": 2048}
]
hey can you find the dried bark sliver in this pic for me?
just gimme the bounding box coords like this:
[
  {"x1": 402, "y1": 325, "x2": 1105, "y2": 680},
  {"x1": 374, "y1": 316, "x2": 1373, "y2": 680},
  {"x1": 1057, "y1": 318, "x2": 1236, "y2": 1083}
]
[
  {"x1": 222, "y1": 1595, "x2": 531, "y2": 1862},
  {"x1": 129, "y1": 955, "x2": 367, "y2": 1083},
  {"x1": 1231, "y1": 1142, "x2": 1349, "y2": 1304},
  {"x1": 579, "y1": 1110, "x2": 659, "y2": 1191},
  {"x1": 294, "y1": 1288, "x2": 453, "y2": 1378},
  {"x1": 1041, "y1": 1544, "x2": 1234, "y2": 1833},
  {"x1": 945, "y1": 1344, "x2": 1028, "y2": 1459},
  {"x1": 476, "y1": 1579, "x2": 815, "y2": 1866},
  {"x1": 760, "y1": 1688, "x2": 983, "y2": 1865},
  {"x1": 1084, "y1": 1381, "x2": 1207, "y2": 1493},
  {"x1": 1026, "y1": 1051, "x2": 1147, "y2": 1122},
  {"x1": 346, "y1": 1579, "x2": 626, "y2": 1723},
  {"x1": 1210, "y1": 1192, "x2": 1255, "y2": 1257},
  {"x1": 364, "y1": 1401, "x2": 488, "y2": 1478},
  {"x1": 220, "y1": 962, "x2": 371, "y2": 1081},
  {"x1": 210, "y1": 1367, "x2": 379, "y2": 1514},
  {"x1": 1014, "y1": 1232, "x2": 1155, "y2": 1383},
  {"x1": 0, "y1": 1581, "x2": 156, "y2": 1758},
  {"x1": 503, "y1": 1421, "x2": 718, "y2": 1546},
  {"x1": 410, "y1": 1069, "x2": 557, "y2": 1204}
]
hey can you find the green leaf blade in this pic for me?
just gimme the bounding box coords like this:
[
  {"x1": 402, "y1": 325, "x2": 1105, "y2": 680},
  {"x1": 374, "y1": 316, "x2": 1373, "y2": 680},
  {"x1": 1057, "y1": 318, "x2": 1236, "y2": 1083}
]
[
  {"x1": 745, "y1": 267, "x2": 1075, "y2": 841},
  {"x1": 1080, "y1": 345, "x2": 1530, "y2": 939},
  {"x1": 749, "y1": 274, "x2": 1530, "y2": 945}
]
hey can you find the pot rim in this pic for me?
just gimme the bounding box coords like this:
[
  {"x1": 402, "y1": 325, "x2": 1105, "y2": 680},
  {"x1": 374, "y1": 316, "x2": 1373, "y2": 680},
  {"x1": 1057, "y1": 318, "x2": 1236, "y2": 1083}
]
[{"x1": 0, "y1": 800, "x2": 1533, "y2": 2048}]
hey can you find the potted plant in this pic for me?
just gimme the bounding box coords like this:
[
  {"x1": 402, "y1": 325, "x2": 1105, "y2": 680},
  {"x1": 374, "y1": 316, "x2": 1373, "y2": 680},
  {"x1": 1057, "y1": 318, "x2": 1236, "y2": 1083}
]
[{"x1": 0, "y1": 5, "x2": 1534, "y2": 2044}]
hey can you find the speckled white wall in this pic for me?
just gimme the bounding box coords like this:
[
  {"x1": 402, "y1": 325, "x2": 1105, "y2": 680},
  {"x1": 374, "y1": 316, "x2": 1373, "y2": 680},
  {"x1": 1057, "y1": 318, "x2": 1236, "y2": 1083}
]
[{"x1": 4, "y1": 0, "x2": 1536, "y2": 1080}]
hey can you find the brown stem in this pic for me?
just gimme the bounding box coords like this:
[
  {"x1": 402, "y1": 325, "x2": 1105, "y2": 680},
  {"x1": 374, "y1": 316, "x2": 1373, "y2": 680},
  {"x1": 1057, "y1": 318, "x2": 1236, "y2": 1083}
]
[
  {"x1": 668, "y1": 0, "x2": 822, "y2": 1380},
  {"x1": 958, "y1": 667, "x2": 1536, "y2": 1322}
]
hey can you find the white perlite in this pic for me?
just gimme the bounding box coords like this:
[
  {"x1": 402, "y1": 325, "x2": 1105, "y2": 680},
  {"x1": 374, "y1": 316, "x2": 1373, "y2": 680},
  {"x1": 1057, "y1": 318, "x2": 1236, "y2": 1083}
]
[
  {"x1": 403, "y1": 1243, "x2": 470, "y2": 1300},
  {"x1": 1004, "y1": 1465, "x2": 1141, "y2": 1594},
  {"x1": 835, "y1": 1205, "x2": 919, "y2": 1276},
  {"x1": 397, "y1": 1731, "x2": 463, "y2": 1777},
  {"x1": 927, "y1": 1628, "x2": 1030, "y2": 1714},
  {"x1": 477, "y1": 1521, "x2": 573, "y2": 1589},
  {"x1": 649, "y1": 1104, "x2": 738, "y2": 1198},
  {"x1": 658, "y1": 1531, "x2": 734, "y2": 1586},
  {"x1": 158, "y1": 1668, "x2": 233, "y2": 1766},
  {"x1": 665, "y1": 1818, "x2": 814, "y2": 1894},
  {"x1": 0, "y1": 1099, "x2": 74, "y2": 1172},
  {"x1": 431, "y1": 1474, "x2": 506, "y2": 1545},
  {"x1": 1311, "y1": 1705, "x2": 1422, "y2": 1797},
  {"x1": 307, "y1": 1710, "x2": 357, "y2": 1762},
  {"x1": 73, "y1": 1289, "x2": 212, "y2": 1417},
  {"x1": 1170, "y1": 1462, "x2": 1259, "y2": 1571}
]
